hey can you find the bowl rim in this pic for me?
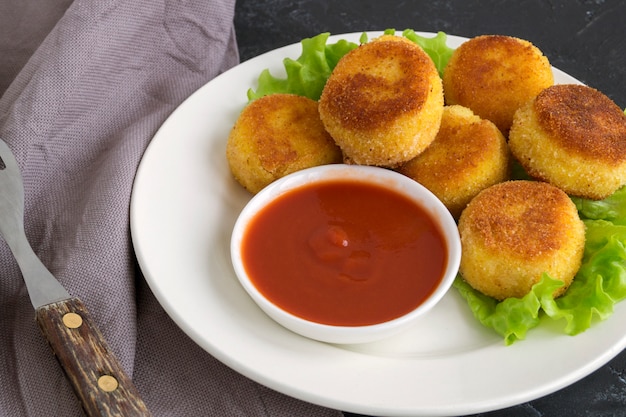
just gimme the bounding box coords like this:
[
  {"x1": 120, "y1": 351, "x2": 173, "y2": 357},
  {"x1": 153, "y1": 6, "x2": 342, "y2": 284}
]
[{"x1": 230, "y1": 163, "x2": 461, "y2": 344}]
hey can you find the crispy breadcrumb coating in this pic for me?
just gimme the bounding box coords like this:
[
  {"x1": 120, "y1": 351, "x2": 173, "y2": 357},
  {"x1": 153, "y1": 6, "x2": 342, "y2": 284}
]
[
  {"x1": 458, "y1": 180, "x2": 585, "y2": 300},
  {"x1": 443, "y1": 34, "x2": 553, "y2": 134},
  {"x1": 398, "y1": 105, "x2": 510, "y2": 219},
  {"x1": 226, "y1": 94, "x2": 342, "y2": 193},
  {"x1": 509, "y1": 84, "x2": 626, "y2": 200},
  {"x1": 319, "y1": 35, "x2": 444, "y2": 167}
]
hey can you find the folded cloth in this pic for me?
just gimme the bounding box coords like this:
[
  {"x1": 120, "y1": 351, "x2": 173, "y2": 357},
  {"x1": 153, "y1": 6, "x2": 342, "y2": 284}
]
[{"x1": 0, "y1": 1, "x2": 342, "y2": 416}]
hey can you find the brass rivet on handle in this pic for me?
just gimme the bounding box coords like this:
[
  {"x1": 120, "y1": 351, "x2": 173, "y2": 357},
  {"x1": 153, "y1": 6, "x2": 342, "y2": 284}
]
[
  {"x1": 98, "y1": 375, "x2": 119, "y2": 392},
  {"x1": 62, "y1": 312, "x2": 83, "y2": 329}
]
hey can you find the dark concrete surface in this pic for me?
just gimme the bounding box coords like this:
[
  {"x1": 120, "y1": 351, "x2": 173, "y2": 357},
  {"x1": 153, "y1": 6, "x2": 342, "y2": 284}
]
[{"x1": 234, "y1": 1, "x2": 626, "y2": 416}]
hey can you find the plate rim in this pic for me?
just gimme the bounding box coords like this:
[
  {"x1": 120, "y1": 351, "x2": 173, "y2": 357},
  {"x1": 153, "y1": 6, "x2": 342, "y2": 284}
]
[{"x1": 130, "y1": 31, "x2": 626, "y2": 416}]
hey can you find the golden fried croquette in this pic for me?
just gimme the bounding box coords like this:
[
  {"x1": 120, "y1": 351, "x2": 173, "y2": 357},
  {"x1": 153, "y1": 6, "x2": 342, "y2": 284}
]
[
  {"x1": 397, "y1": 105, "x2": 510, "y2": 219},
  {"x1": 458, "y1": 180, "x2": 585, "y2": 300},
  {"x1": 318, "y1": 35, "x2": 444, "y2": 167},
  {"x1": 509, "y1": 84, "x2": 626, "y2": 200},
  {"x1": 226, "y1": 93, "x2": 342, "y2": 193},
  {"x1": 442, "y1": 34, "x2": 553, "y2": 134}
]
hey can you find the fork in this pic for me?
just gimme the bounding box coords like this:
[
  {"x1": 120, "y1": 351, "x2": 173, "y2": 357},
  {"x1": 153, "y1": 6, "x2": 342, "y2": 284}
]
[{"x1": 0, "y1": 138, "x2": 151, "y2": 416}]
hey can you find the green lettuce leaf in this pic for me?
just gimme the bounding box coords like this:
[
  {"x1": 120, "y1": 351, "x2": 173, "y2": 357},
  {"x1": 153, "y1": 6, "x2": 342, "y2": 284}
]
[
  {"x1": 455, "y1": 198, "x2": 626, "y2": 344},
  {"x1": 453, "y1": 276, "x2": 546, "y2": 345},
  {"x1": 247, "y1": 29, "x2": 454, "y2": 101},
  {"x1": 571, "y1": 186, "x2": 626, "y2": 225},
  {"x1": 541, "y1": 220, "x2": 626, "y2": 334},
  {"x1": 247, "y1": 33, "x2": 358, "y2": 101},
  {"x1": 400, "y1": 29, "x2": 454, "y2": 77}
]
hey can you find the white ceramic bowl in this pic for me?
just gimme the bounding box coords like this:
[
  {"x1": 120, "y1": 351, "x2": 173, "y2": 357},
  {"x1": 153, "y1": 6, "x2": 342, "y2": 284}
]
[{"x1": 230, "y1": 164, "x2": 461, "y2": 344}]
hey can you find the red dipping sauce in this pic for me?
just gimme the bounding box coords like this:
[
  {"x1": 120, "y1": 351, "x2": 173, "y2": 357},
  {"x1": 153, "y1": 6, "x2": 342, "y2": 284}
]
[{"x1": 241, "y1": 179, "x2": 448, "y2": 326}]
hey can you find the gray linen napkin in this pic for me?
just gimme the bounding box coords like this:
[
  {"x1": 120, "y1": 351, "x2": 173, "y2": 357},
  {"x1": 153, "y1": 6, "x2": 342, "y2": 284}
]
[{"x1": 0, "y1": 1, "x2": 342, "y2": 416}]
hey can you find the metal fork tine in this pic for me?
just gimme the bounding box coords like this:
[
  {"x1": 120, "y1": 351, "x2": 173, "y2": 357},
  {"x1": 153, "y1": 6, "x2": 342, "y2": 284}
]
[
  {"x1": 0, "y1": 139, "x2": 20, "y2": 173},
  {"x1": 0, "y1": 139, "x2": 25, "y2": 214}
]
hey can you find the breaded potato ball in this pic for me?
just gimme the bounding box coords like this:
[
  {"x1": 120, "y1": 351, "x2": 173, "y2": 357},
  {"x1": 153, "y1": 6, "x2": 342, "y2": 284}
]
[
  {"x1": 397, "y1": 105, "x2": 510, "y2": 219},
  {"x1": 509, "y1": 84, "x2": 626, "y2": 200},
  {"x1": 442, "y1": 34, "x2": 553, "y2": 134},
  {"x1": 226, "y1": 94, "x2": 342, "y2": 194},
  {"x1": 458, "y1": 180, "x2": 585, "y2": 300},
  {"x1": 319, "y1": 35, "x2": 444, "y2": 167}
]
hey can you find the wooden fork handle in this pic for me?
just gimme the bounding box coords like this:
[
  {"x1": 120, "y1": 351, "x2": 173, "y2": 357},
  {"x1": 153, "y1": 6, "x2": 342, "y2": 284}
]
[{"x1": 35, "y1": 297, "x2": 152, "y2": 417}]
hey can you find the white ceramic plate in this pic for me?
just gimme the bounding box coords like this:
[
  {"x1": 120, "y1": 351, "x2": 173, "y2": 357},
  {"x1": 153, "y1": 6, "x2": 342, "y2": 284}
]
[{"x1": 130, "y1": 32, "x2": 626, "y2": 416}]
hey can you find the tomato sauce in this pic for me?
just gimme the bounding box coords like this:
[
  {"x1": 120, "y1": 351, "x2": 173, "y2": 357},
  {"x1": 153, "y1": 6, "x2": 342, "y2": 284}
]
[{"x1": 241, "y1": 180, "x2": 448, "y2": 326}]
